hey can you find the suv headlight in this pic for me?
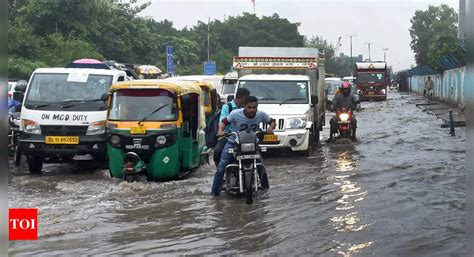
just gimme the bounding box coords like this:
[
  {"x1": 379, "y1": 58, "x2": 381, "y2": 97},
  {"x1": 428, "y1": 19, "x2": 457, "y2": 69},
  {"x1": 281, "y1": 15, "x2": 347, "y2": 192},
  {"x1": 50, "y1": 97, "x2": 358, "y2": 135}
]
[
  {"x1": 22, "y1": 119, "x2": 41, "y2": 134},
  {"x1": 241, "y1": 143, "x2": 255, "y2": 152},
  {"x1": 87, "y1": 120, "x2": 106, "y2": 135},
  {"x1": 285, "y1": 117, "x2": 306, "y2": 129}
]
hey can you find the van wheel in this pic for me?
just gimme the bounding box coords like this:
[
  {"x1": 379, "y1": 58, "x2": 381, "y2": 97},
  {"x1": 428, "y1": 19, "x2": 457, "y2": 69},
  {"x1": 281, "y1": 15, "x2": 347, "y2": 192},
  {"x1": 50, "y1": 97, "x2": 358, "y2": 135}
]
[
  {"x1": 27, "y1": 156, "x2": 43, "y2": 174},
  {"x1": 303, "y1": 132, "x2": 314, "y2": 156},
  {"x1": 13, "y1": 144, "x2": 22, "y2": 166}
]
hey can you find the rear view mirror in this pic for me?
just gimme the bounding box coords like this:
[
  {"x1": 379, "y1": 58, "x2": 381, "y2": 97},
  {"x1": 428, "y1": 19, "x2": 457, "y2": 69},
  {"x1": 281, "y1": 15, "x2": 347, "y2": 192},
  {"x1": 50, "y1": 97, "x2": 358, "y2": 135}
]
[
  {"x1": 101, "y1": 93, "x2": 108, "y2": 102},
  {"x1": 311, "y1": 95, "x2": 318, "y2": 104}
]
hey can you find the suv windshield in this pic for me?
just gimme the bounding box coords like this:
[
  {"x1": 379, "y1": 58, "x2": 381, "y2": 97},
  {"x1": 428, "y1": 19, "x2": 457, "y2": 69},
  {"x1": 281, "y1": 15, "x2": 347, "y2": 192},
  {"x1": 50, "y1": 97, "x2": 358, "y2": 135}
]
[
  {"x1": 357, "y1": 72, "x2": 385, "y2": 83},
  {"x1": 108, "y1": 89, "x2": 178, "y2": 121},
  {"x1": 222, "y1": 80, "x2": 237, "y2": 94},
  {"x1": 239, "y1": 80, "x2": 309, "y2": 104},
  {"x1": 25, "y1": 73, "x2": 113, "y2": 104}
]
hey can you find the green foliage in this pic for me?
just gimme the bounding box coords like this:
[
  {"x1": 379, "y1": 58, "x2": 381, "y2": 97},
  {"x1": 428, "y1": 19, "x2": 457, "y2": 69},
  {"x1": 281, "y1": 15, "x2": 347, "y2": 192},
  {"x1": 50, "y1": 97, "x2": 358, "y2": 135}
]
[
  {"x1": 8, "y1": 1, "x2": 309, "y2": 76},
  {"x1": 304, "y1": 36, "x2": 353, "y2": 77},
  {"x1": 409, "y1": 4, "x2": 464, "y2": 70}
]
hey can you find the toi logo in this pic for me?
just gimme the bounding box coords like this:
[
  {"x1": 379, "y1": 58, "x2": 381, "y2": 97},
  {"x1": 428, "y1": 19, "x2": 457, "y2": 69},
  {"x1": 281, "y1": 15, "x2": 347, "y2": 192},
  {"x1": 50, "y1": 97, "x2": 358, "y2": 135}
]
[{"x1": 9, "y1": 208, "x2": 38, "y2": 240}]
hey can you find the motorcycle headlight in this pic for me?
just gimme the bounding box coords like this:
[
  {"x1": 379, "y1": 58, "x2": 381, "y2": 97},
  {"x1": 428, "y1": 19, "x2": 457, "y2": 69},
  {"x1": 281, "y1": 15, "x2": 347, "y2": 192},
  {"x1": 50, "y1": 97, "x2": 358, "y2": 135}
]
[
  {"x1": 285, "y1": 117, "x2": 306, "y2": 129},
  {"x1": 87, "y1": 120, "x2": 106, "y2": 135},
  {"x1": 156, "y1": 135, "x2": 167, "y2": 145},
  {"x1": 22, "y1": 119, "x2": 41, "y2": 134},
  {"x1": 241, "y1": 143, "x2": 255, "y2": 152},
  {"x1": 339, "y1": 113, "x2": 350, "y2": 122}
]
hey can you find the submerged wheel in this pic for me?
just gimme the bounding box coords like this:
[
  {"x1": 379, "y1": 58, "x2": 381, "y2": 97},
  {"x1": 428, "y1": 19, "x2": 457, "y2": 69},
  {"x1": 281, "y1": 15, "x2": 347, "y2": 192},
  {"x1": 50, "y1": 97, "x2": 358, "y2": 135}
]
[
  {"x1": 124, "y1": 174, "x2": 138, "y2": 183},
  {"x1": 13, "y1": 144, "x2": 21, "y2": 166},
  {"x1": 245, "y1": 172, "x2": 254, "y2": 204},
  {"x1": 27, "y1": 156, "x2": 43, "y2": 174},
  {"x1": 303, "y1": 131, "x2": 314, "y2": 156}
]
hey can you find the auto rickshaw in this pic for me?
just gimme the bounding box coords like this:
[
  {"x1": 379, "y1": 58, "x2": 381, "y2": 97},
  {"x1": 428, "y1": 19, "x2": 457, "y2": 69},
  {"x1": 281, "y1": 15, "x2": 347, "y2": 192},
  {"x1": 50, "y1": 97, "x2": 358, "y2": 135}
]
[
  {"x1": 163, "y1": 77, "x2": 219, "y2": 124},
  {"x1": 105, "y1": 80, "x2": 208, "y2": 182}
]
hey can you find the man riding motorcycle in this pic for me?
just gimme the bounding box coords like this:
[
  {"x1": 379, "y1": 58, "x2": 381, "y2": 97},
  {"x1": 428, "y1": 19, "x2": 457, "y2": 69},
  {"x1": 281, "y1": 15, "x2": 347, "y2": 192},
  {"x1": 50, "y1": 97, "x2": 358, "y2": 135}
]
[
  {"x1": 211, "y1": 96, "x2": 277, "y2": 197},
  {"x1": 328, "y1": 81, "x2": 358, "y2": 142}
]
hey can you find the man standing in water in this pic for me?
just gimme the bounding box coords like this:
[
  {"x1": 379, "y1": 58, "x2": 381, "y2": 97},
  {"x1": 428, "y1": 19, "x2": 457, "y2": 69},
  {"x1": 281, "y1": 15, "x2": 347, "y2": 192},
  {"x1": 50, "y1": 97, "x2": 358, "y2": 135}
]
[{"x1": 211, "y1": 96, "x2": 276, "y2": 196}]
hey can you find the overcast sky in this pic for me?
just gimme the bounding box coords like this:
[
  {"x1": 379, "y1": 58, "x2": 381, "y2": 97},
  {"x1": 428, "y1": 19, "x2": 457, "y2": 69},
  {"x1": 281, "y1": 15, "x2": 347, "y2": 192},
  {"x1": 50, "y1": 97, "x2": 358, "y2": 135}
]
[{"x1": 139, "y1": 0, "x2": 459, "y2": 72}]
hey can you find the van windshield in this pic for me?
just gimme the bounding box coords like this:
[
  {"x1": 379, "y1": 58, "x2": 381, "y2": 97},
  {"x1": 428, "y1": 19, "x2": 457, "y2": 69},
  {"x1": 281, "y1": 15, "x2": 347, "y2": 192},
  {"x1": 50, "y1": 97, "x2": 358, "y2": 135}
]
[
  {"x1": 239, "y1": 80, "x2": 309, "y2": 104},
  {"x1": 25, "y1": 72, "x2": 112, "y2": 102},
  {"x1": 222, "y1": 80, "x2": 237, "y2": 94},
  {"x1": 108, "y1": 89, "x2": 178, "y2": 121}
]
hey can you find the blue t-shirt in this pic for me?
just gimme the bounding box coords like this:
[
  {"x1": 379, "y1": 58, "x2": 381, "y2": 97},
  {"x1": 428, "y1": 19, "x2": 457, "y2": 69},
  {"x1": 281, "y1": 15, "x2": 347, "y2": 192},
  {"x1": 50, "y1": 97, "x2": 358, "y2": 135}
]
[
  {"x1": 219, "y1": 100, "x2": 238, "y2": 133},
  {"x1": 225, "y1": 109, "x2": 272, "y2": 142}
]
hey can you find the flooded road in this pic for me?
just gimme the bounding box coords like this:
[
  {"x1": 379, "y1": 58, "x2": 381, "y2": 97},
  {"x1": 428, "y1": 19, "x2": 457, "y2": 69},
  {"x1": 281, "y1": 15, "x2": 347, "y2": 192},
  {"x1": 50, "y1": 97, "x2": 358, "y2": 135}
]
[{"x1": 9, "y1": 92, "x2": 465, "y2": 256}]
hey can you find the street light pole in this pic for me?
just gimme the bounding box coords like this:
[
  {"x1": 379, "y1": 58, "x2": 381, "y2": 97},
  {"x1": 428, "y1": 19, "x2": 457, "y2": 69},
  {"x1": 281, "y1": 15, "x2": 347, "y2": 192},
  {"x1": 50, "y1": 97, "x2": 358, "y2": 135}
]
[
  {"x1": 364, "y1": 42, "x2": 374, "y2": 61},
  {"x1": 345, "y1": 34, "x2": 357, "y2": 68},
  {"x1": 382, "y1": 48, "x2": 389, "y2": 62}
]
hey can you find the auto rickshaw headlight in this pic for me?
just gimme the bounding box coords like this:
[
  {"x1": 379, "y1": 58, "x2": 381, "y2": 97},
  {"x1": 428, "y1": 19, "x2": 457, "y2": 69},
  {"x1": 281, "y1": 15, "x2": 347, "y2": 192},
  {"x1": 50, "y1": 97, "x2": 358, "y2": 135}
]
[
  {"x1": 110, "y1": 135, "x2": 120, "y2": 145},
  {"x1": 156, "y1": 135, "x2": 167, "y2": 145}
]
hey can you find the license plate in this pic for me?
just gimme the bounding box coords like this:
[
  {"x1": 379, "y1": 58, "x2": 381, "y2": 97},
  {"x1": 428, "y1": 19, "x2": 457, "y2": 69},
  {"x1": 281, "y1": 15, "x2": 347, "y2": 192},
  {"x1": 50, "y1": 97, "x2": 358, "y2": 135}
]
[
  {"x1": 263, "y1": 134, "x2": 278, "y2": 142},
  {"x1": 130, "y1": 126, "x2": 146, "y2": 134},
  {"x1": 45, "y1": 136, "x2": 79, "y2": 144},
  {"x1": 237, "y1": 154, "x2": 261, "y2": 160},
  {"x1": 368, "y1": 92, "x2": 374, "y2": 95}
]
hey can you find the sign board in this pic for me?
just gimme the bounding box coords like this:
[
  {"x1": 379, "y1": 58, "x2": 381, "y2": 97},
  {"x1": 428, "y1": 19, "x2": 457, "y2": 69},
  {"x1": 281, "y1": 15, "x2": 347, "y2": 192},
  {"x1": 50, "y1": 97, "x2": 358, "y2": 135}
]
[
  {"x1": 233, "y1": 56, "x2": 317, "y2": 69},
  {"x1": 166, "y1": 46, "x2": 174, "y2": 75},
  {"x1": 203, "y1": 61, "x2": 216, "y2": 75}
]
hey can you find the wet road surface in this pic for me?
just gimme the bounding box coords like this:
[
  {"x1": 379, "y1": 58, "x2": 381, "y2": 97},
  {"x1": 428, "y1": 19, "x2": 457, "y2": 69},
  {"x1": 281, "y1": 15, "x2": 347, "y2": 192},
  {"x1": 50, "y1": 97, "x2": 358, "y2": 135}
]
[{"x1": 9, "y1": 92, "x2": 465, "y2": 256}]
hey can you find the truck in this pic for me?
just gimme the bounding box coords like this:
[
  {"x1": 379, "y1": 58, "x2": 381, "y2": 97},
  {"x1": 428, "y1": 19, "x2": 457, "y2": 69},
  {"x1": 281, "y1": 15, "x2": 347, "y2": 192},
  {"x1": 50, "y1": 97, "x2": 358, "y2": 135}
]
[
  {"x1": 233, "y1": 47, "x2": 325, "y2": 155},
  {"x1": 18, "y1": 68, "x2": 128, "y2": 174},
  {"x1": 354, "y1": 62, "x2": 388, "y2": 101}
]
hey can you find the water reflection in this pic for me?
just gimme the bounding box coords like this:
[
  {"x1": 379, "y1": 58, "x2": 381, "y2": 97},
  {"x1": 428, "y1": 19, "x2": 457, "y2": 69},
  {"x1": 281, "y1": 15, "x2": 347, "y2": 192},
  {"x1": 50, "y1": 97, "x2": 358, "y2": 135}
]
[{"x1": 329, "y1": 150, "x2": 372, "y2": 256}]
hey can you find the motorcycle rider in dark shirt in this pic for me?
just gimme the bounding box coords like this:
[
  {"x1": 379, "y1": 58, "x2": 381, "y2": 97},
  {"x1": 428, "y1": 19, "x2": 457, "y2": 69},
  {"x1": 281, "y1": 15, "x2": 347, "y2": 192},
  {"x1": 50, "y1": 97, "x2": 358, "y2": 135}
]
[{"x1": 328, "y1": 81, "x2": 359, "y2": 142}]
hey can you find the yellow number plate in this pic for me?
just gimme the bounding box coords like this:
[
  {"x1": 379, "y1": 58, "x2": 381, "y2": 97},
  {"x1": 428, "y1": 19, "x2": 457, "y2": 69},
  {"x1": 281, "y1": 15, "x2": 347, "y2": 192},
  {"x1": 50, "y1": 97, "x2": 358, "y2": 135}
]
[
  {"x1": 130, "y1": 126, "x2": 146, "y2": 134},
  {"x1": 368, "y1": 92, "x2": 374, "y2": 95},
  {"x1": 263, "y1": 134, "x2": 278, "y2": 142},
  {"x1": 45, "y1": 136, "x2": 79, "y2": 145}
]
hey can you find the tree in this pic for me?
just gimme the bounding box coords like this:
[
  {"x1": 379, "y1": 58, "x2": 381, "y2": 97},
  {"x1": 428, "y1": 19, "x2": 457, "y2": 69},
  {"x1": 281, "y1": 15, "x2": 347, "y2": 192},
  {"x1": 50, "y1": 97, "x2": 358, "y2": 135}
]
[{"x1": 409, "y1": 4, "x2": 464, "y2": 69}]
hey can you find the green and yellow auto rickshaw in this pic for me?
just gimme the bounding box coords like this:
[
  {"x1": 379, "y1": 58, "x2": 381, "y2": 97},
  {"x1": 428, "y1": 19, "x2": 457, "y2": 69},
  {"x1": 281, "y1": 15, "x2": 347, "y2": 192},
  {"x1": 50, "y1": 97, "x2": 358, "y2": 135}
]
[
  {"x1": 105, "y1": 80, "x2": 208, "y2": 182},
  {"x1": 163, "y1": 77, "x2": 219, "y2": 124}
]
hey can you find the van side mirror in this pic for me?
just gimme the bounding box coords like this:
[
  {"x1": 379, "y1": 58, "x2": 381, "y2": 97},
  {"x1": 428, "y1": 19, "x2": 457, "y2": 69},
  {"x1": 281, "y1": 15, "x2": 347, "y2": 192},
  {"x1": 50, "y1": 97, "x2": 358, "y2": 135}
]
[
  {"x1": 13, "y1": 92, "x2": 24, "y2": 103},
  {"x1": 226, "y1": 95, "x2": 234, "y2": 102},
  {"x1": 311, "y1": 95, "x2": 318, "y2": 104}
]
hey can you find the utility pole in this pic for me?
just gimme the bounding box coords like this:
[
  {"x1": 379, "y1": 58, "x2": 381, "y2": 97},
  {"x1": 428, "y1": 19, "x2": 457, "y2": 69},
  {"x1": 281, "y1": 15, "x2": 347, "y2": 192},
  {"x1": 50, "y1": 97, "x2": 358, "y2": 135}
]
[
  {"x1": 364, "y1": 42, "x2": 374, "y2": 61},
  {"x1": 382, "y1": 48, "x2": 389, "y2": 62},
  {"x1": 345, "y1": 34, "x2": 357, "y2": 67},
  {"x1": 207, "y1": 16, "x2": 210, "y2": 62}
]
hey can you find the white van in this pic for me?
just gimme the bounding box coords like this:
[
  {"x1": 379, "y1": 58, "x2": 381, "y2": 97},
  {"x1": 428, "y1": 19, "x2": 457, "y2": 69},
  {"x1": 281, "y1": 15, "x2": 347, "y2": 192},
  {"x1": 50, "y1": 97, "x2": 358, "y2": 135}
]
[{"x1": 19, "y1": 68, "x2": 128, "y2": 174}]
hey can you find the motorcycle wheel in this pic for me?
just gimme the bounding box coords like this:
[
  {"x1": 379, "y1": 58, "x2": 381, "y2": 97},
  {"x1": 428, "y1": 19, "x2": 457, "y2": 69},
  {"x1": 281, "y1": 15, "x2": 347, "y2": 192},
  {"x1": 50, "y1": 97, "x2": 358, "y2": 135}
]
[
  {"x1": 124, "y1": 174, "x2": 138, "y2": 183},
  {"x1": 13, "y1": 143, "x2": 21, "y2": 166},
  {"x1": 245, "y1": 172, "x2": 254, "y2": 204}
]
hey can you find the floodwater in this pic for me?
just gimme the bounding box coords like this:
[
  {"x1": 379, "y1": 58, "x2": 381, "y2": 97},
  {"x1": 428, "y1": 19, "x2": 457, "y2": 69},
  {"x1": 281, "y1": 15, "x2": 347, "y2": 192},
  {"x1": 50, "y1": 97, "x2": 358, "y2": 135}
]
[{"x1": 9, "y1": 92, "x2": 465, "y2": 256}]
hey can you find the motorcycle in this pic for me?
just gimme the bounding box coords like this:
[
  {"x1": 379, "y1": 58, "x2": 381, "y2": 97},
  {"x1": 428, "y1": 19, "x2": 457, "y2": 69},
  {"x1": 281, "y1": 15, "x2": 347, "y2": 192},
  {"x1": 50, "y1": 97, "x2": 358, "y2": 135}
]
[
  {"x1": 8, "y1": 108, "x2": 22, "y2": 166},
  {"x1": 336, "y1": 107, "x2": 354, "y2": 140},
  {"x1": 223, "y1": 130, "x2": 268, "y2": 204}
]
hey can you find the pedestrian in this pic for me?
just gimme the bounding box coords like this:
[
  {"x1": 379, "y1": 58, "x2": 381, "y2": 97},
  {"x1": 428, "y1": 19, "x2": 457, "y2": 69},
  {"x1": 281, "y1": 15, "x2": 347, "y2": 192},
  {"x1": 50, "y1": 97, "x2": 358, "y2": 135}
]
[
  {"x1": 212, "y1": 87, "x2": 250, "y2": 168},
  {"x1": 425, "y1": 76, "x2": 433, "y2": 99}
]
